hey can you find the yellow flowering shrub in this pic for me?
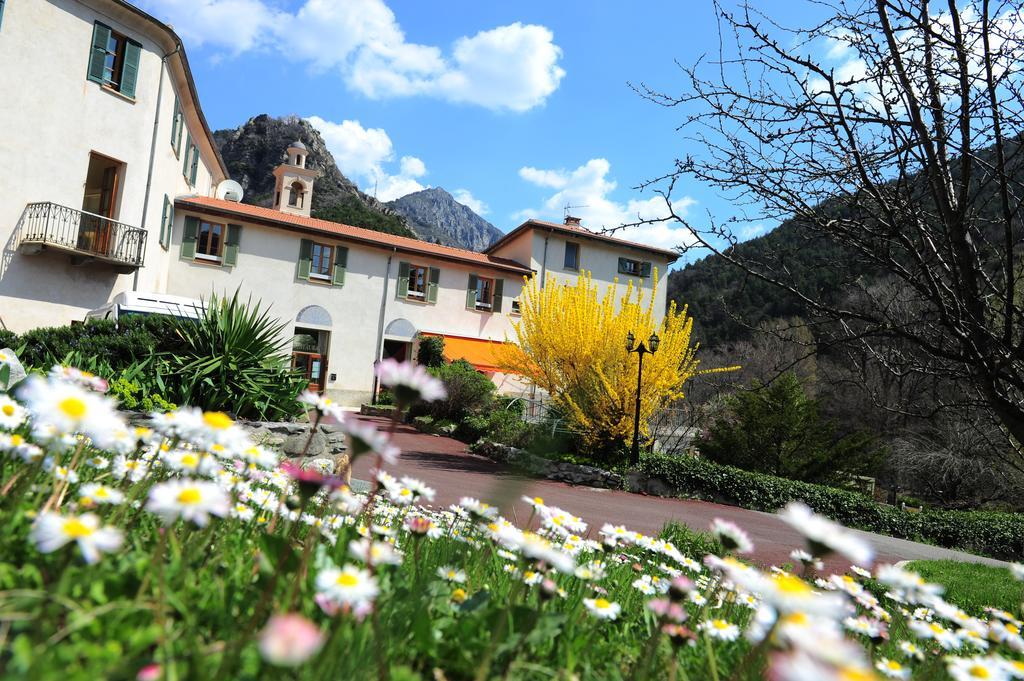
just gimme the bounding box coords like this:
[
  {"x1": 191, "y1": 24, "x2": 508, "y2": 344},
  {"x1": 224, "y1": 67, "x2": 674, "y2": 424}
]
[{"x1": 497, "y1": 271, "x2": 734, "y2": 454}]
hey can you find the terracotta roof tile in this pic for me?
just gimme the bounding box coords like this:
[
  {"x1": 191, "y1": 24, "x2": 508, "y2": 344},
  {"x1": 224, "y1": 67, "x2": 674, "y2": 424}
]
[{"x1": 175, "y1": 196, "x2": 533, "y2": 275}]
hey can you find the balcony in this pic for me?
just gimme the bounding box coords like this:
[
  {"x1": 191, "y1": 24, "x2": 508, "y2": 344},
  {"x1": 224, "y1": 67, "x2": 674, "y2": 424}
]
[{"x1": 17, "y1": 202, "x2": 147, "y2": 271}]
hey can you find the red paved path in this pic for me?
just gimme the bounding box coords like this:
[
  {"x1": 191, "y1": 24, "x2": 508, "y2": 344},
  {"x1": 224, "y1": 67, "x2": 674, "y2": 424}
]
[{"x1": 347, "y1": 415, "x2": 1005, "y2": 573}]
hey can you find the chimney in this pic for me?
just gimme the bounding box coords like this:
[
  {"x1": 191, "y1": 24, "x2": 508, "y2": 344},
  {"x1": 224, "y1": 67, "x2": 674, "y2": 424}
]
[{"x1": 564, "y1": 215, "x2": 582, "y2": 227}]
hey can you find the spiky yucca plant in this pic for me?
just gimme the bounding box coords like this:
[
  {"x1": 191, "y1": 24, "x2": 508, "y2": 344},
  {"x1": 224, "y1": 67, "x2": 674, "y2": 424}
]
[{"x1": 163, "y1": 290, "x2": 306, "y2": 420}]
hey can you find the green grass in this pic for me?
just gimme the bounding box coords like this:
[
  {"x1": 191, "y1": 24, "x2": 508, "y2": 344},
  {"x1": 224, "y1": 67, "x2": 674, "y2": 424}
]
[{"x1": 905, "y1": 560, "x2": 1024, "y2": 616}]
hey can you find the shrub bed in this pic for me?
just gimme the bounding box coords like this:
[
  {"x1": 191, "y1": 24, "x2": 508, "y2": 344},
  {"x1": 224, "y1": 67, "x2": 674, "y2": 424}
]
[{"x1": 641, "y1": 452, "x2": 1024, "y2": 560}]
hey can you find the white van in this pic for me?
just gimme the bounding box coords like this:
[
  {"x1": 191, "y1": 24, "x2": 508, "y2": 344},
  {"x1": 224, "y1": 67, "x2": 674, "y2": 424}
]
[{"x1": 86, "y1": 292, "x2": 204, "y2": 322}]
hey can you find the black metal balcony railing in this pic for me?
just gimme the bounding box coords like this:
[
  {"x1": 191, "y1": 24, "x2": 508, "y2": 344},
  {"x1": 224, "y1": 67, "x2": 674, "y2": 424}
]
[{"x1": 17, "y1": 202, "x2": 147, "y2": 269}]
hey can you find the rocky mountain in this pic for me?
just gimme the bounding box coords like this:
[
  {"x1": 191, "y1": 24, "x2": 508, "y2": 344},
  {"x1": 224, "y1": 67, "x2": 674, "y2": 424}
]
[
  {"x1": 212, "y1": 115, "x2": 415, "y2": 238},
  {"x1": 212, "y1": 115, "x2": 502, "y2": 250},
  {"x1": 386, "y1": 188, "x2": 503, "y2": 251}
]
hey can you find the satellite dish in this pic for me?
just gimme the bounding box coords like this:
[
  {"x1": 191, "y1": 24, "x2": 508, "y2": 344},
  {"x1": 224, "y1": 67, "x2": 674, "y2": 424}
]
[{"x1": 216, "y1": 179, "x2": 244, "y2": 202}]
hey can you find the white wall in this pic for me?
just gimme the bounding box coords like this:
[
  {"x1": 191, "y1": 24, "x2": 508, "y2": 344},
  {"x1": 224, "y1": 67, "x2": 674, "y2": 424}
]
[
  {"x1": 493, "y1": 229, "x2": 672, "y2": 324},
  {"x1": 0, "y1": 0, "x2": 220, "y2": 332},
  {"x1": 165, "y1": 209, "x2": 527, "y2": 405}
]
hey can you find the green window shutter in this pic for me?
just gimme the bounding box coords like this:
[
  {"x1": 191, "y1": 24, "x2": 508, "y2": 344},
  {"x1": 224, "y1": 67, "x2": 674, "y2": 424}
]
[
  {"x1": 223, "y1": 224, "x2": 242, "y2": 266},
  {"x1": 120, "y1": 40, "x2": 141, "y2": 98},
  {"x1": 396, "y1": 262, "x2": 411, "y2": 298},
  {"x1": 640, "y1": 262, "x2": 652, "y2": 278},
  {"x1": 297, "y1": 239, "x2": 312, "y2": 280},
  {"x1": 182, "y1": 133, "x2": 191, "y2": 178},
  {"x1": 426, "y1": 267, "x2": 440, "y2": 304},
  {"x1": 492, "y1": 278, "x2": 504, "y2": 313},
  {"x1": 466, "y1": 274, "x2": 479, "y2": 309},
  {"x1": 159, "y1": 195, "x2": 172, "y2": 249},
  {"x1": 189, "y1": 144, "x2": 199, "y2": 185},
  {"x1": 0, "y1": 0, "x2": 7, "y2": 30},
  {"x1": 171, "y1": 97, "x2": 181, "y2": 153},
  {"x1": 180, "y1": 215, "x2": 198, "y2": 259},
  {"x1": 87, "y1": 23, "x2": 112, "y2": 84},
  {"x1": 332, "y1": 246, "x2": 348, "y2": 286}
]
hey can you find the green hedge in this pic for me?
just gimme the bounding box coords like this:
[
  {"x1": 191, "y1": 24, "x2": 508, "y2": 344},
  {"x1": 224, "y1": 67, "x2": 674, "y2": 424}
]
[{"x1": 641, "y1": 452, "x2": 1024, "y2": 561}]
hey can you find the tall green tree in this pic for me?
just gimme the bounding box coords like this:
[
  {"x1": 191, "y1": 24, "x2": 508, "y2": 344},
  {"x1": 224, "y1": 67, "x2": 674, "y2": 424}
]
[{"x1": 697, "y1": 373, "x2": 880, "y2": 484}]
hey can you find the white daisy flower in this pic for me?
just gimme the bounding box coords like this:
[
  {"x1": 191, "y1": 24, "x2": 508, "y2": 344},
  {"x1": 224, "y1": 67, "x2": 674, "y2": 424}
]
[
  {"x1": 899, "y1": 641, "x2": 925, "y2": 661},
  {"x1": 522, "y1": 569, "x2": 543, "y2": 586},
  {"x1": 946, "y1": 655, "x2": 1010, "y2": 681},
  {"x1": 710, "y1": 518, "x2": 753, "y2": 554},
  {"x1": 18, "y1": 376, "x2": 124, "y2": 448},
  {"x1": 876, "y1": 658, "x2": 910, "y2": 679},
  {"x1": 145, "y1": 479, "x2": 230, "y2": 527},
  {"x1": 316, "y1": 564, "x2": 379, "y2": 606},
  {"x1": 78, "y1": 483, "x2": 124, "y2": 505},
  {"x1": 0, "y1": 395, "x2": 27, "y2": 429},
  {"x1": 348, "y1": 539, "x2": 402, "y2": 567},
  {"x1": 340, "y1": 416, "x2": 399, "y2": 464},
  {"x1": 699, "y1": 619, "x2": 741, "y2": 641},
  {"x1": 909, "y1": 620, "x2": 963, "y2": 650},
  {"x1": 777, "y1": 502, "x2": 874, "y2": 566},
  {"x1": 582, "y1": 597, "x2": 621, "y2": 620},
  {"x1": 375, "y1": 359, "x2": 447, "y2": 405},
  {"x1": 31, "y1": 512, "x2": 123, "y2": 564},
  {"x1": 437, "y1": 566, "x2": 467, "y2": 583},
  {"x1": 112, "y1": 455, "x2": 149, "y2": 483}
]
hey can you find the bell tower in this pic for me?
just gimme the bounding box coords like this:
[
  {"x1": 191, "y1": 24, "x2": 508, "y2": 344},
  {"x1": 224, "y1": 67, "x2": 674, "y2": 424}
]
[{"x1": 273, "y1": 141, "x2": 317, "y2": 217}]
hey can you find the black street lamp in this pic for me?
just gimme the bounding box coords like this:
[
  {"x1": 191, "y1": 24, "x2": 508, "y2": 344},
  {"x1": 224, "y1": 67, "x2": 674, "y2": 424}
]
[{"x1": 626, "y1": 330, "x2": 660, "y2": 466}]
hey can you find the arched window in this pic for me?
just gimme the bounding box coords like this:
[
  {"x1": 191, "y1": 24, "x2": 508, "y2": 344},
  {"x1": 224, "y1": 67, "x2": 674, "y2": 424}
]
[{"x1": 289, "y1": 181, "x2": 305, "y2": 208}]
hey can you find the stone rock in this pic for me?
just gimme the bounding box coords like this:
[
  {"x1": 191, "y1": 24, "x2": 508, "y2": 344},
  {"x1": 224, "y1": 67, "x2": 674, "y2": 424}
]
[
  {"x1": 625, "y1": 472, "x2": 673, "y2": 497},
  {"x1": 283, "y1": 430, "x2": 329, "y2": 458}
]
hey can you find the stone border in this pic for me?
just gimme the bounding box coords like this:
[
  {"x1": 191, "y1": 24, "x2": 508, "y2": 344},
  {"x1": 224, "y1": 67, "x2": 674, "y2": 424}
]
[{"x1": 470, "y1": 440, "x2": 629, "y2": 490}]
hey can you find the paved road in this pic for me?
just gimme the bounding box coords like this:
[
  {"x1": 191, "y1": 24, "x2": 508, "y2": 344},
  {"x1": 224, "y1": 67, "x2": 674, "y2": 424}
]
[{"x1": 346, "y1": 415, "x2": 1007, "y2": 573}]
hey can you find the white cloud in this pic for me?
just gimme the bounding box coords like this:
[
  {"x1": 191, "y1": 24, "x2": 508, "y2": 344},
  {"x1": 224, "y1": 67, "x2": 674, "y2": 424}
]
[
  {"x1": 141, "y1": 0, "x2": 564, "y2": 111},
  {"x1": 516, "y1": 159, "x2": 698, "y2": 251},
  {"x1": 305, "y1": 116, "x2": 426, "y2": 202},
  {"x1": 452, "y1": 189, "x2": 489, "y2": 215}
]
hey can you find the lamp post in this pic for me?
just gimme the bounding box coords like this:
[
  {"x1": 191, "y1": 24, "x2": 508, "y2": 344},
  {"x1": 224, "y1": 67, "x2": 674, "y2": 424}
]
[{"x1": 626, "y1": 330, "x2": 659, "y2": 466}]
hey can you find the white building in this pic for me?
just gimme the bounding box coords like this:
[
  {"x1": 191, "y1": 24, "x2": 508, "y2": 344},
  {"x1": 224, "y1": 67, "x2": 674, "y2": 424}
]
[
  {"x1": 0, "y1": 0, "x2": 680, "y2": 406},
  {"x1": 0, "y1": 0, "x2": 226, "y2": 331}
]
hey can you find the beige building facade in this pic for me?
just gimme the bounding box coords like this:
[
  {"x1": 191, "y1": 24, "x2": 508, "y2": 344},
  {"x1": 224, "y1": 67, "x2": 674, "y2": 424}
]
[
  {"x1": 0, "y1": 0, "x2": 680, "y2": 406},
  {"x1": 0, "y1": 0, "x2": 225, "y2": 332}
]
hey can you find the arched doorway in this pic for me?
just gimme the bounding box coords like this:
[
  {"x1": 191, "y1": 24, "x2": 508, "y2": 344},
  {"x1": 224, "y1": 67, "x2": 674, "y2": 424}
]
[
  {"x1": 382, "y1": 318, "x2": 417, "y2": 363},
  {"x1": 293, "y1": 305, "x2": 332, "y2": 393}
]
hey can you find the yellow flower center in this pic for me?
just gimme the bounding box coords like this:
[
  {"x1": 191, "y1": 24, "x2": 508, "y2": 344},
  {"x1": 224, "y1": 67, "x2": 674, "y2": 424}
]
[
  {"x1": 838, "y1": 669, "x2": 875, "y2": 681},
  {"x1": 712, "y1": 620, "x2": 730, "y2": 630},
  {"x1": 451, "y1": 588, "x2": 467, "y2": 603},
  {"x1": 176, "y1": 488, "x2": 202, "y2": 505},
  {"x1": 181, "y1": 453, "x2": 199, "y2": 467},
  {"x1": 1008, "y1": 623, "x2": 1020, "y2": 635},
  {"x1": 772, "y1": 574, "x2": 812, "y2": 596},
  {"x1": 969, "y1": 665, "x2": 991, "y2": 679},
  {"x1": 202, "y1": 411, "x2": 233, "y2": 430},
  {"x1": 885, "y1": 661, "x2": 902, "y2": 671},
  {"x1": 63, "y1": 518, "x2": 94, "y2": 538},
  {"x1": 337, "y1": 573, "x2": 359, "y2": 587},
  {"x1": 1, "y1": 404, "x2": 15, "y2": 416},
  {"x1": 94, "y1": 487, "x2": 109, "y2": 498},
  {"x1": 11, "y1": 434, "x2": 24, "y2": 446},
  {"x1": 593, "y1": 598, "x2": 611, "y2": 609},
  {"x1": 58, "y1": 397, "x2": 87, "y2": 419},
  {"x1": 533, "y1": 497, "x2": 544, "y2": 505}
]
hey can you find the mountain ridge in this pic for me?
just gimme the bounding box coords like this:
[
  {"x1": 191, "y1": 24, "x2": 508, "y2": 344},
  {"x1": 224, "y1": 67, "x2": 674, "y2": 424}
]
[{"x1": 385, "y1": 187, "x2": 503, "y2": 251}]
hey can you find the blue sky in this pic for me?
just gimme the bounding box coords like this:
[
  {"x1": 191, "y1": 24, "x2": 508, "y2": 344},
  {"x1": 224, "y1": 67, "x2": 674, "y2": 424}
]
[{"x1": 139, "y1": 0, "x2": 825, "y2": 263}]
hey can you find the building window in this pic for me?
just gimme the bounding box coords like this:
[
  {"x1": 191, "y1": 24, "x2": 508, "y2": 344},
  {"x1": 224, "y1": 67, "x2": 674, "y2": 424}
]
[
  {"x1": 475, "y1": 277, "x2": 495, "y2": 311},
  {"x1": 511, "y1": 298, "x2": 521, "y2": 315},
  {"x1": 407, "y1": 264, "x2": 428, "y2": 299},
  {"x1": 196, "y1": 221, "x2": 224, "y2": 260},
  {"x1": 564, "y1": 242, "x2": 580, "y2": 270},
  {"x1": 617, "y1": 257, "x2": 652, "y2": 278},
  {"x1": 289, "y1": 181, "x2": 305, "y2": 208},
  {"x1": 87, "y1": 23, "x2": 141, "y2": 98},
  {"x1": 310, "y1": 242, "x2": 333, "y2": 280}
]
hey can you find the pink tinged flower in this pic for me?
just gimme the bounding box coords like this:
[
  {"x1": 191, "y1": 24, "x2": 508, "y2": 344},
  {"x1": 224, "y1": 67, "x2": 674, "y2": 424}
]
[
  {"x1": 405, "y1": 516, "x2": 432, "y2": 535},
  {"x1": 341, "y1": 416, "x2": 399, "y2": 464},
  {"x1": 710, "y1": 518, "x2": 754, "y2": 554},
  {"x1": 258, "y1": 614, "x2": 325, "y2": 667},
  {"x1": 375, "y1": 359, "x2": 447, "y2": 406},
  {"x1": 315, "y1": 592, "x2": 340, "y2": 617},
  {"x1": 777, "y1": 502, "x2": 874, "y2": 567},
  {"x1": 136, "y1": 664, "x2": 162, "y2": 681}
]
